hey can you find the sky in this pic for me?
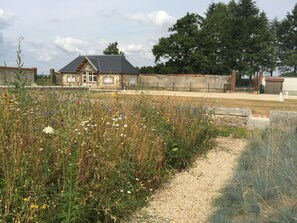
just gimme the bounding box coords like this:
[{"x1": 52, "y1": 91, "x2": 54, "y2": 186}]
[{"x1": 0, "y1": 0, "x2": 296, "y2": 74}]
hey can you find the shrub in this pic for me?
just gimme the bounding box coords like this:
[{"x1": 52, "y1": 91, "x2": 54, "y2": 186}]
[{"x1": 0, "y1": 90, "x2": 215, "y2": 222}]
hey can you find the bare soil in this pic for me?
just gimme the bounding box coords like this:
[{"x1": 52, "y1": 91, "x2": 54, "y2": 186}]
[{"x1": 124, "y1": 137, "x2": 247, "y2": 223}]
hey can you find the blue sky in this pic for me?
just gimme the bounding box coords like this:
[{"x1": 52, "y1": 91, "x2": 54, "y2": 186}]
[{"x1": 0, "y1": 0, "x2": 296, "y2": 74}]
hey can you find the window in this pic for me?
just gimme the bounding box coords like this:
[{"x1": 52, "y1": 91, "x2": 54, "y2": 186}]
[
  {"x1": 103, "y1": 76, "x2": 114, "y2": 84},
  {"x1": 67, "y1": 76, "x2": 76, "y2": 83},
  {"x1": 83, "y1": 72, "x2": 97, "y2": 83}
]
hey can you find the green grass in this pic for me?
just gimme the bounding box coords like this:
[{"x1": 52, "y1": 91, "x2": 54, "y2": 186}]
[
  {"x1": 209, "y1": 129, "x2": 297, "y2": 223},
  {"x1": 35, "y1": 75, "x2": 52, "y2": 86},
  {"x1": 215, "y1": 126, "x2": 249, "y2": 138},
  {"x1": 0, "y1": 90, "x2": 216, "y2": 222}
]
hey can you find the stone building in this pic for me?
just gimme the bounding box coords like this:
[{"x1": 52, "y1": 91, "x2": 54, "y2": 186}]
[{"x1": 57, "y1": 55, "x2": 139, "y2": 89}]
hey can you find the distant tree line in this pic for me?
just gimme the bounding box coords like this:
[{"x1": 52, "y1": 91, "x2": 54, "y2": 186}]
[{"x1": 138, "y1": 0, "x2": 297, "y2": 76}]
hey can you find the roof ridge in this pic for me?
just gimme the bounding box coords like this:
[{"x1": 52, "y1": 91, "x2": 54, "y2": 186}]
[{"x1": 85, "y1": 56, "x2": 98, "y2": 71}]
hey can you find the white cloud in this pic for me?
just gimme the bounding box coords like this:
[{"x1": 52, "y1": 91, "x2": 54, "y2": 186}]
[
  {"x1": 0, "y1": 9, "x2": 15, "y2": 29},
  {"x1": 119, "y1": 42, "x2": 154, "y2": 60},
  {"x1": 128, "y1": 10, "x2": 176, "y2": 31},
  {"x1": 26, "y1": 41, "x2": 58, "y2": 62},
  {"x1": 120, "y1": 44, "x2": 143, "y2": 55},
  {"x1": 54, "y1": 36, "x2": 87, "y2": 55},
  {"x1": 36, "y1": 50, "x2": 58, "y2": 62}
]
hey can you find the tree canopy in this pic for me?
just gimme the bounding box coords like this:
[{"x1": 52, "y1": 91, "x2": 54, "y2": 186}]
[
  {"x1": 143, "y1": 0, "x2": 297, "y2": 76},
  {"x1": 276, "y1": 3, "x2": 297, "y2": 75},
  {"x1": 103, "y1": 42, "x2": 125, "y2": 56}
]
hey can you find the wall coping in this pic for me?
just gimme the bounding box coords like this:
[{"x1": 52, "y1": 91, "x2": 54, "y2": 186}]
[{"x1": 213, "y1": 107, "x2": 251, "y2": 117}]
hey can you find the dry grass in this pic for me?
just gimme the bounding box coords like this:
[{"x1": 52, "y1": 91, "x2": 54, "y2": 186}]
[
  {"x1": 0, "y1": 90, "x2": 216, "y2": 222},
  {"x1": 89, "y1": 93, "x2": 297, "y2": 117}
]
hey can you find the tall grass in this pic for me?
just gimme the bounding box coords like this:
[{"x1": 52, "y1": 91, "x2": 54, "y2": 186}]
[
  {"x1": 0, "y1": 90, "x2": 216, "y2": 222},
  {"x1": 209, "y1": 129, "x2": 297, "y2": 223}
]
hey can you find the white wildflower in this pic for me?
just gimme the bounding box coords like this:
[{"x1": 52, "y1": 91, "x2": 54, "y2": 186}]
[
  {"x1": 80, "y1": 120, "x2": 89, "y2": 126},
  {"x1": 43, "y1": 126, "x2": 54, "y2": 134}
]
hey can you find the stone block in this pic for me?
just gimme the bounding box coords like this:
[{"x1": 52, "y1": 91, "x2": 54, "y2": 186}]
[{"x1": 270, "y1": 111, "x2": 297, "y2": 130}]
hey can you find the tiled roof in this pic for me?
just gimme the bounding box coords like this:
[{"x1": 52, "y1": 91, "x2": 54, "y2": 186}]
[{"x1": 59, "y1": 55, "x2": 139, "y2": 74}]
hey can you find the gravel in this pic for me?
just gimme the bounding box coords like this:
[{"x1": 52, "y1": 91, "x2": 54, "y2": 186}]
[{"x1": 124, "y1": 137, "x2": 247, "y2": 223}]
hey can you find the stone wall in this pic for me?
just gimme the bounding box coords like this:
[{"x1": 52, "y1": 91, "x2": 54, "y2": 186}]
[
  {"x1": 270, "y1": 111, "x2": 297, "y2": 130},
  {"x1": 213, "y1": 107, "x2": 251, "y2": 127},
  {"x1": 213, "y1": 107, "x2": 297, "y2": 131},
  {"x1": 139, "y1": 74, "x2": 230, "y2": 92},
  {"x1": 0, "y1": 66, "x2": 36, "y2": 85}
]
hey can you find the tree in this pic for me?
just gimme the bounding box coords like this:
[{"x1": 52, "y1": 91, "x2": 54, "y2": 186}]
[
  {"x1": 201, "y1": 2, "x2": 234, "y2": 74},
  {"x1": 138, "y1": 66, "x2": 156, "y2": 74},
  {"x1": 152, "y1": 13, "x2": 206, "y2": 74},
  {"x1": 151, "y1": 0, "x2": 277, "y2": 76},
  {"x1": 276, "y1": 3, "x2": 297, "y2": 75},
  {"x1": 230, "y1": 0, "x2": 272, "y2": 75},
  {"x1": 266, "y1": 19, "x2": 279, "y2": 76},
  {"x1": 103, "y1": 42, "x2": 125, "y2": 56}
]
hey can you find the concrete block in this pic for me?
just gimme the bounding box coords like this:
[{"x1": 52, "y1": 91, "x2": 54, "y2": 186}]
[
  {"x1": 214, "y1": 107, "x2": 251, "y2": 117},
  {"x1": 247, "y1": 117, "x2": 270, "y2": 129}
]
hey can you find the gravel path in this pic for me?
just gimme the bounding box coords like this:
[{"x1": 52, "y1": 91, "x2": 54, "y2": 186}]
[{"x1": 125, "y1": 137, "x2": 247, "y2": 223}]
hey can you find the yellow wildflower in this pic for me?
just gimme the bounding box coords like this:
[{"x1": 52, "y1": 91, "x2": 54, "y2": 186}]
[
  {"x1": 41, "y1": 204, "x2": 47, "y2": 209},
  {"x1": 30, "y1": 204, "x2": 39, "y2": 209}
]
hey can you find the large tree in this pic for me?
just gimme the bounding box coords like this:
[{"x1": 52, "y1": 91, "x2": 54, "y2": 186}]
[
  {"x1": 201, "y1": 2, "x2": 234, "y2": 74},
  {"x1": 230, "y1": 0, "x2": 272, "y2": 75},
  {"x1": 152, "y1": 13, "x2": 206, "y2": 74},
  {"x1": 103, "y1": 42, "x2": 125, "y2": 56},
  {"x1": 276, "y1": 3, "x2": 297, "y2": 75}
]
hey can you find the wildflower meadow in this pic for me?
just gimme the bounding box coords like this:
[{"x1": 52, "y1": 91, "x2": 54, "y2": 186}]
[{"x1": 0, "y1": 90, "x2": 216, "y2": 222}]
